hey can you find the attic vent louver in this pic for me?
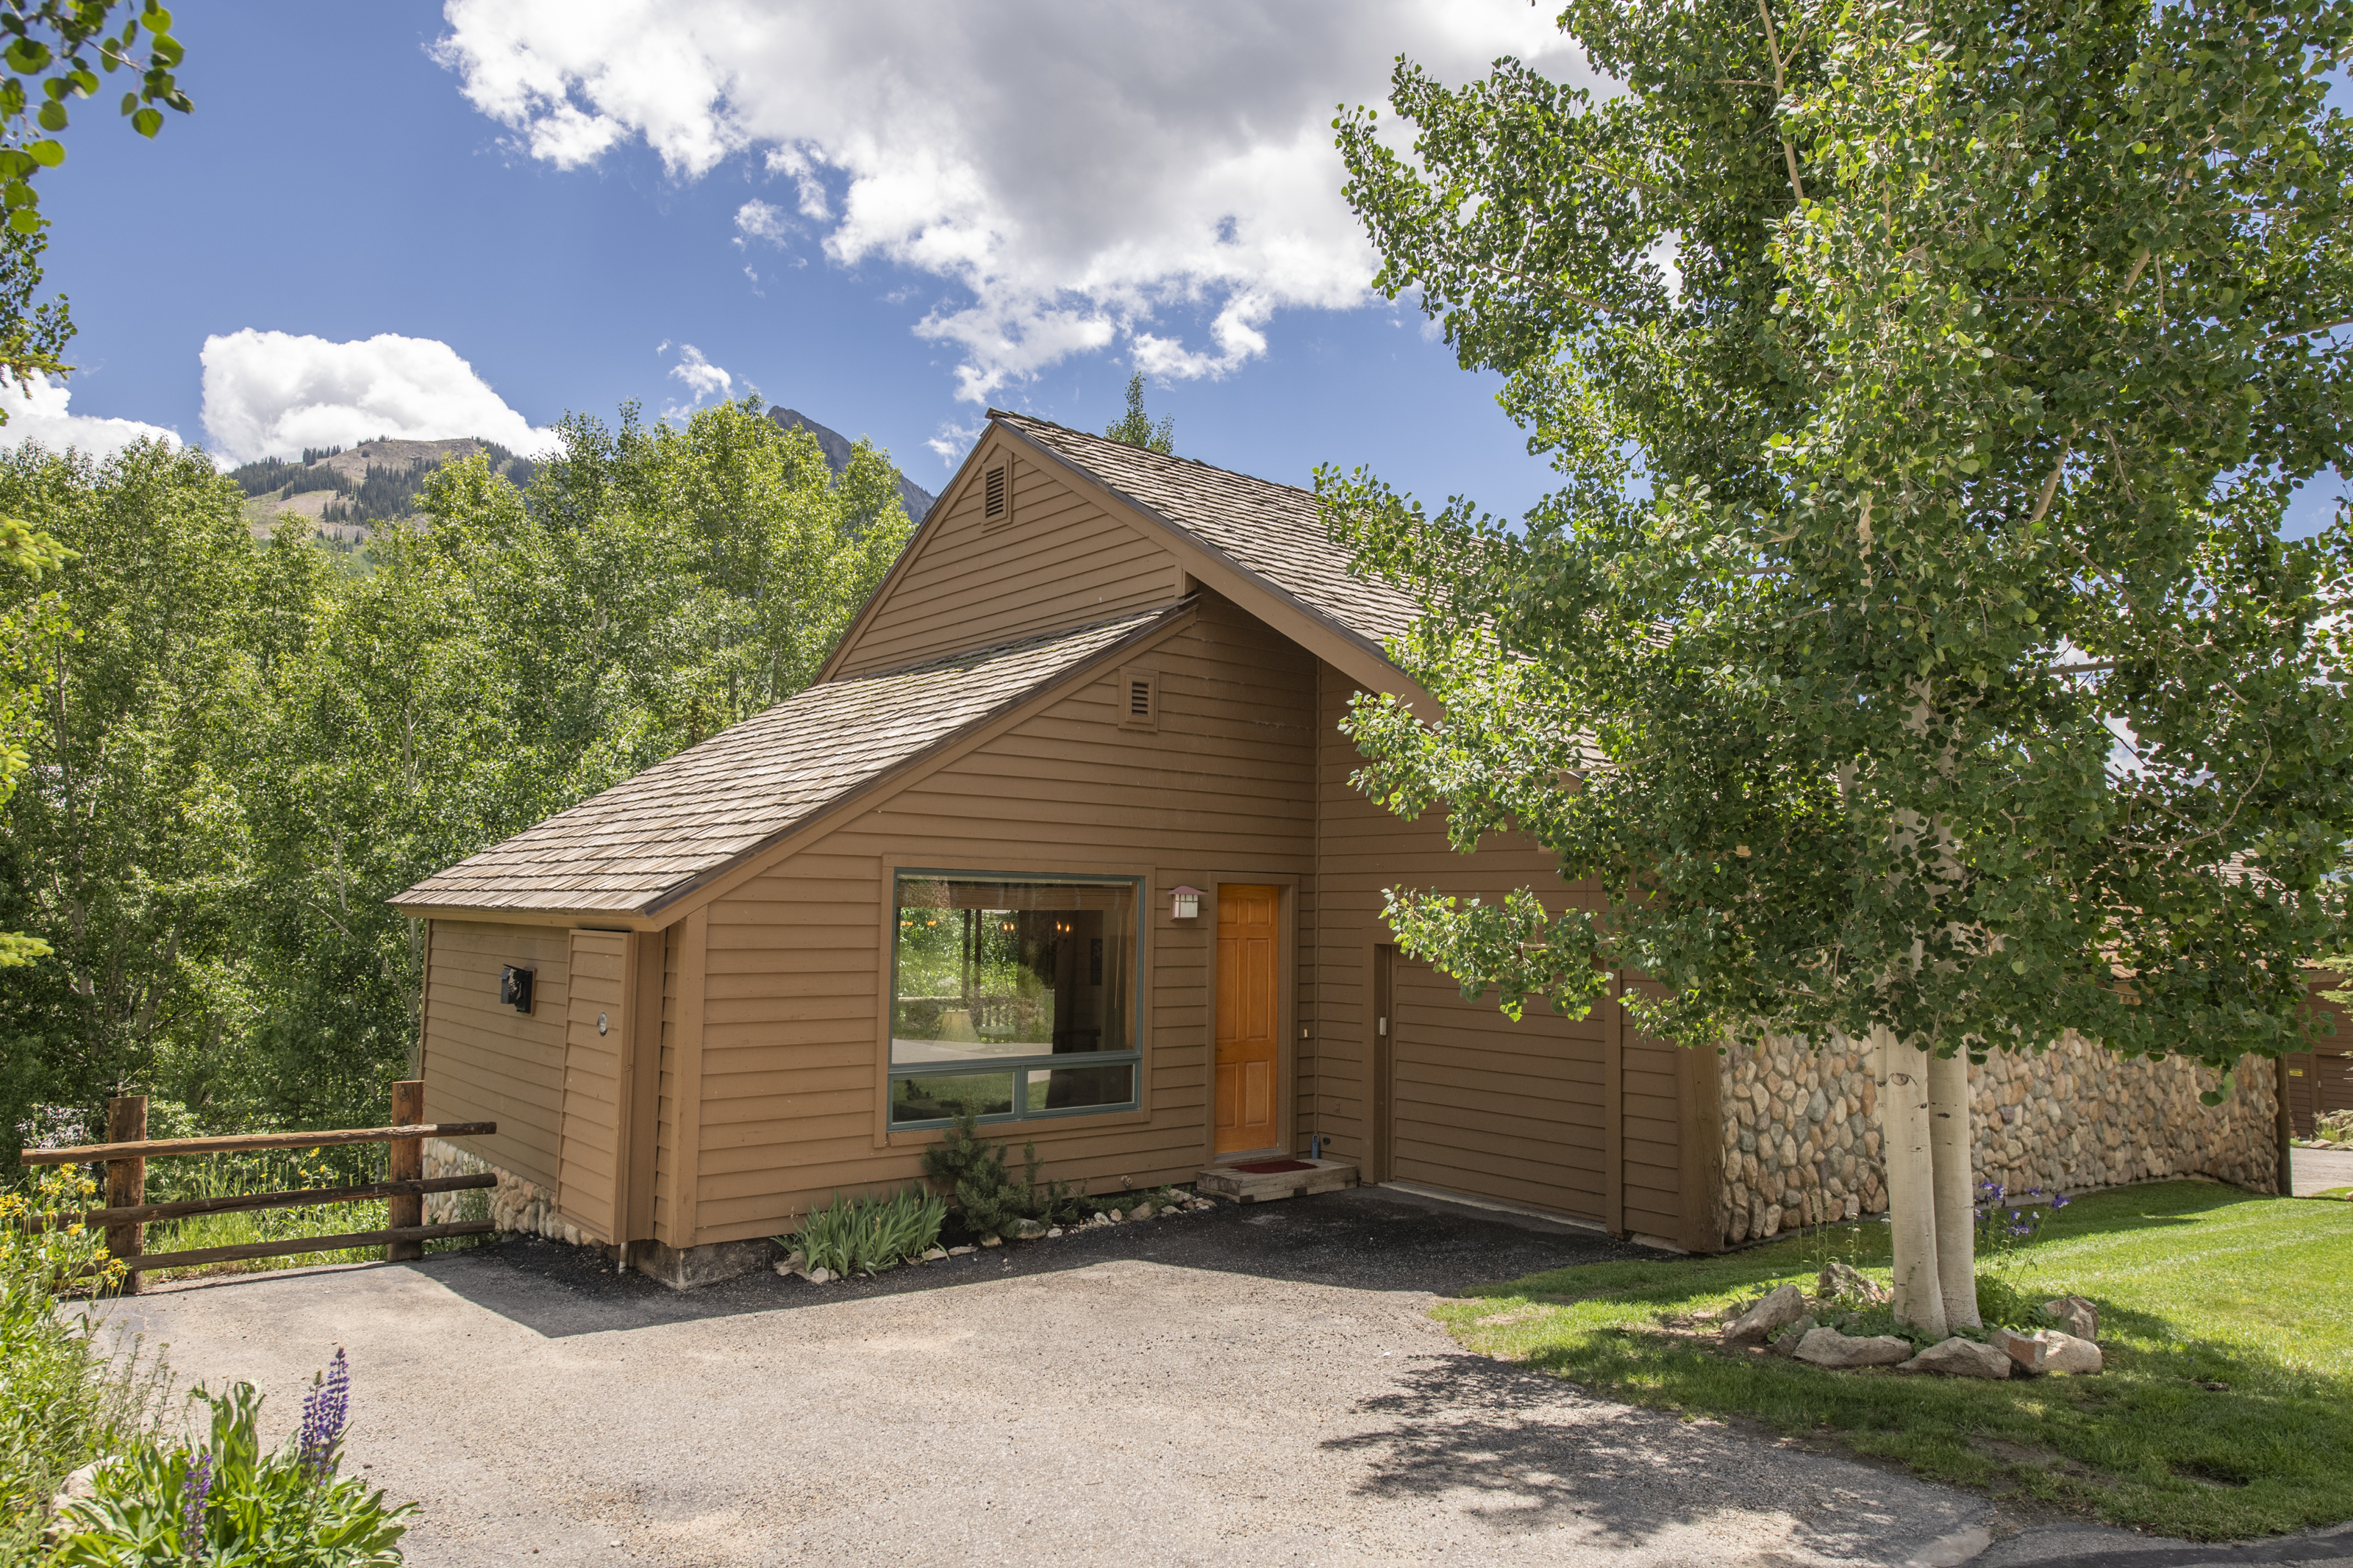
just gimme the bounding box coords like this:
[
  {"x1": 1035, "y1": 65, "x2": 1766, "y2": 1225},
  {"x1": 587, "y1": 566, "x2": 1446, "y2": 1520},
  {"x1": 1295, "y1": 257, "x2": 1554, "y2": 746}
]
[
  {"x1": 983, "y1": 463, "x2": 1007, "y2": 521},
  {"x1": 1118, "y1": 667, "x2": 1157, "y2": 731}
]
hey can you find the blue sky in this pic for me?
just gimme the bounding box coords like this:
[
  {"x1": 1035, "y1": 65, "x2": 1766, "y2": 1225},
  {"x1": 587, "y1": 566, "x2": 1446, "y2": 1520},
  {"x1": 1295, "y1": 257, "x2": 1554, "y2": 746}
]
[
  {"x1": 26, "y1": 1, "x2": 1571, "y2": 520},
  {"x1": 15, "y1": 1, "x2": 2346, "y2": 539}
]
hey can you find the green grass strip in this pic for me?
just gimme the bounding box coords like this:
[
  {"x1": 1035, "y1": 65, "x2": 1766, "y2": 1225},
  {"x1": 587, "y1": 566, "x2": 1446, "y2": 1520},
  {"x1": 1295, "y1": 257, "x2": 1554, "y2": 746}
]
[{"x1": 1435, "y1": 1181, "x2": 2353, "y2": 1541}]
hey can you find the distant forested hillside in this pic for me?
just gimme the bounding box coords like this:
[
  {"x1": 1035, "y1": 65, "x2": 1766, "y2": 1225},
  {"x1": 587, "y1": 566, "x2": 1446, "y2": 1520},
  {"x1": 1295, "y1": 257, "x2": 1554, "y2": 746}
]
[{"x1": 225, "y1": 438, "x2": 538, "y2": 529}]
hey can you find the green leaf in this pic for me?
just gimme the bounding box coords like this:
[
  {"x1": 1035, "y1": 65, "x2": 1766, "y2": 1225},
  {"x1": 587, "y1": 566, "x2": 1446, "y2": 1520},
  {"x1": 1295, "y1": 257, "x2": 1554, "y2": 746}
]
[
  {"x1": 129, "y1": 106, "x2": 160, "y2": 137},
  {"x1": 3, "y1": 38, "x2": 49, "y2": 74},
  {"x1": 24, "y1": 139, "x2": 63, "y2": 168},
  {"x1": 7, "y1": 207, "x2": 43, "y2": 233},
  {"x1": 35, "y1": 101, "x2": 65, "y2": 132}
]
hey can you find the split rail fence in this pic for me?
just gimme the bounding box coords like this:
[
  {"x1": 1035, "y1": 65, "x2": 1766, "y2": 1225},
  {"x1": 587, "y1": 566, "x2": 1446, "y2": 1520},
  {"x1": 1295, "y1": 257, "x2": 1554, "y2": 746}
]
[{"x1": 19, "y1": 1079, "x2": 499, "y2": 1293}]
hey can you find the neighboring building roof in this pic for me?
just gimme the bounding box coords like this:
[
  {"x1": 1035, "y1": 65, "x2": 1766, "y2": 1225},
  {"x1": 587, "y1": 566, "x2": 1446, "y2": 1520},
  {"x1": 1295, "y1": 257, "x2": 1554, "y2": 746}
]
[
  {"x1": 395, "y1": 604, "x2": 1186, "y2": 917},
  {"x1": 993, "y1": 412, "x2": 1422, "y2": 654}
]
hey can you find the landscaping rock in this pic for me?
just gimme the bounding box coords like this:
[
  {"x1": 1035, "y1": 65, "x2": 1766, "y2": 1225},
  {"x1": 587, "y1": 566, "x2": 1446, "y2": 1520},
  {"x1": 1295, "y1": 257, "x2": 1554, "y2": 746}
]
[
  {"x1": 948, "y1": 1245, "x2": 976, "y2": 1256},
  {"x1": 2043, "y1": 1295, "x2": 2099, "y2": 1341},
  {"x1": 1009, "y1": 1218, "x2": 1049, "y2": 1239},
  {"x1": 805, "y1": 1267, "x2": 833, "y2": 1284},
  {"x1": 1793, "y1": 1327, "x2": 1914, "y2": 1368},
  {"x1": 981, "y1": 1235, "x2": 1002, "y2": 1247},
  {"x1": 1767, "y1": 1317, "x2": 1817, "y2": 1358},
  {"x1": 1046, "y1": 1227, "x2": 1063, "y2": 1239},
  {"x1": 1816, "y1": 1261, "x2": 1888, "y2": 1306},
  {"x1": 1900, "y1": 1336, "x2": 2015, "y2": 1378},
  {"x1": 921, "y1": 1247, "x2": 947, "y2": 1261},
  {"x1": 1994, "y1": 1327, "x2": 2102, "y2": 1375},
  {"x1": 1132, "y1": 1203, "x2": 1155, "y2": 1220},
  {"x1": 1724, "y1": 1282, "x2": 1810, "y2": 1346}
]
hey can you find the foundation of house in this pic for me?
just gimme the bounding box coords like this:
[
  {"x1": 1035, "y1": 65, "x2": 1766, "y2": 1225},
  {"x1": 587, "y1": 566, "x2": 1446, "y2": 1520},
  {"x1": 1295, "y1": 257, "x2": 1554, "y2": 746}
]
[
  {"x1": 1196, "y1": 1157, "x2": 1358, "y2": 1203},
  {"x1": 628, "y1": 1236, "x2": 776, "y2": 1291}
]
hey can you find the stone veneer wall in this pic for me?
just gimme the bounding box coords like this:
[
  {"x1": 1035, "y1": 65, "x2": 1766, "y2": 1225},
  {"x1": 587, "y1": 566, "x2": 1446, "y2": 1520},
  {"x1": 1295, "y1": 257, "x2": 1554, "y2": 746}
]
[
  {"x1": 1718, "y1": 1030, "x2": 2279, "y2": 1246},
  {"x1": 422, "y1": 1138, "x2": 604, "y2": 1250}
]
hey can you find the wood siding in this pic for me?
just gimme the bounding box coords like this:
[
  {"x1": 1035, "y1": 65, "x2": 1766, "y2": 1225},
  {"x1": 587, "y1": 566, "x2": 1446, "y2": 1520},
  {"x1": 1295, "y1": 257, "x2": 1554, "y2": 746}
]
[
  {"x1": 1305, "y1": 662, "x2": 1684, "y2": 1232},
  {"x1": 420, "y1": 920, "x2": 568, "y2": 1192},
  {"x1": 2285, "y1": 970, "x2": 2352, "y2": 1139},
  {"x1": 558, "y1": 929, "x2": 626, "y2": 1242},
  {"x1": 832, "y1": 437, "x2": 1180, "y2": 678},
  {"x1": 687, "y1": 593, "x2": 1316, "y2": 1245}
]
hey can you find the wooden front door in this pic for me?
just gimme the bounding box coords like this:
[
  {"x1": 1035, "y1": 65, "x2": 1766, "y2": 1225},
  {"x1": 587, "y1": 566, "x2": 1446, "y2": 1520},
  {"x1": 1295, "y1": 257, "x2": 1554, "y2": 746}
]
[{"x1": 1214, "y1": 884, "x2": 1281, "y2": 1154}]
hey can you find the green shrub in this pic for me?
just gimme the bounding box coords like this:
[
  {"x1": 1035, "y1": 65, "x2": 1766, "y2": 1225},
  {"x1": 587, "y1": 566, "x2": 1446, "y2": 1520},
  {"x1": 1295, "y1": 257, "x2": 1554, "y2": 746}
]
[
  {"x1": 0, "y1": 1167, "x2": 165, "y2": 1561},
  {"x1": 782, "y1": 1186, "x2": 946, "y2": 1276},
  {"x1": 918, "y1": 1113, "x2": 1085, "y2": 1234},
  {"x1": 46, "y1": 1353, "x2": 414, "y2": 1567}
]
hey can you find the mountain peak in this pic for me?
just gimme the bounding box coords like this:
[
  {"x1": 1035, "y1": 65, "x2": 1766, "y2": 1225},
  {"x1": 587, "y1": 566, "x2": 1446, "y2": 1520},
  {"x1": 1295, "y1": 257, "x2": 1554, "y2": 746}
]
[{"x1": 768, "y1": 407, "x2": 935, "y2": 523}]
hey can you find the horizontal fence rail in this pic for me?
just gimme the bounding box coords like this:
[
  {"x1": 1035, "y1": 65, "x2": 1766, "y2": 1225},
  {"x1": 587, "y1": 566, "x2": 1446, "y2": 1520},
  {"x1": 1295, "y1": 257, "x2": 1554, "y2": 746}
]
[
  {"x1": 118, "y1": 1222, "x2": 496, "y2": 1273},
  {"x1": 18, "y1": 1123, "x2": 498, "y2": 1166},
  {"x1": 29, "y1": 1173, "x2": 498, "y2": 1234},
  {"x1": 15, "y1": 1084, "x2": 496, "y2": 1293}
]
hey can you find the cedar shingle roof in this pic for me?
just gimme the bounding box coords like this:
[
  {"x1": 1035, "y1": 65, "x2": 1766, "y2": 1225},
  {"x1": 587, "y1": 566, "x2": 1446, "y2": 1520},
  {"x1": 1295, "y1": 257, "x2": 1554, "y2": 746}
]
[
  {"x1": 994, "y1": 412, "x2": 1421, "y2": 655},
  {"x1": 395, "y1": 604, "x2": 1185, "y2": 916}
]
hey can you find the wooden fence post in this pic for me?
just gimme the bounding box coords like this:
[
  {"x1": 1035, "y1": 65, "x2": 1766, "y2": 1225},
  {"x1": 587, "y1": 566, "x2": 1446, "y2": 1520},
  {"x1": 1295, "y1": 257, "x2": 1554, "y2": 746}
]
[
  {"x1": 387, "y1": 1080, "x2": 424, "y2": 1262},
  {"x1": 104, "y1": 1095, "x2": 146, "y2": 1295}
]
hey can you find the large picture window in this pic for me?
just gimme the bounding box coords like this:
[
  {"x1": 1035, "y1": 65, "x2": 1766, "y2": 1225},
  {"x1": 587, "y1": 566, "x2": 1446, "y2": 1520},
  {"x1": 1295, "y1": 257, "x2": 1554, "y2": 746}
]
[{"x1": 888, "y1": 872, "x2": 1141, "y2": 1128}]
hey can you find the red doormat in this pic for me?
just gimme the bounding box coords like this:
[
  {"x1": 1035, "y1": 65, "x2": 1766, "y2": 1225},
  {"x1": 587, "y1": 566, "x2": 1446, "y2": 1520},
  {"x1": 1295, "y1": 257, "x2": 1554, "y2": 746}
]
[{"x1": 1228, "y1": 1159, "x2": 1317, "y2": 1174}]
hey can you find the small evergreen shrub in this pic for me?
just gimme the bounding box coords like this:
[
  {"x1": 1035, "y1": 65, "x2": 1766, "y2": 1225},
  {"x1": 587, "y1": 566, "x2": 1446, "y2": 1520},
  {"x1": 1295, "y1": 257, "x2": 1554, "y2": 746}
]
[
  {"x1": 782, "y1": 1186, "x2": 946, "y2": 1275},
  {"x1": 918, "y1": 1114, "x2": 1085, "y2": 1234}
]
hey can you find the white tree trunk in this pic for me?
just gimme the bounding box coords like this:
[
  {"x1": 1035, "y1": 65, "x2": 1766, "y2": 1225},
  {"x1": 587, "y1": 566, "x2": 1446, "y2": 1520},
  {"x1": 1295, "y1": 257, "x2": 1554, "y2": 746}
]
[
  {"x1": 1927, "y1": 1048, "x2": 1980, "y2": 1330},
  {"x1": 1872, "y1": 1026, "x2": 1947, "y2": 1339}
]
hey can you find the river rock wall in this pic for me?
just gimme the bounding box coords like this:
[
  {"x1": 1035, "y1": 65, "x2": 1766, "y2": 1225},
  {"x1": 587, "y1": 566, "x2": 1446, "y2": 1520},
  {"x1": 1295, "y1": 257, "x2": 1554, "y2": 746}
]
[
  {"x1": 422, "y1": 1137, "x2": 598, "y2": 1248},
  {"x1": 1718, "y1": 1030, "x2": 2279, "y2": 1246}
]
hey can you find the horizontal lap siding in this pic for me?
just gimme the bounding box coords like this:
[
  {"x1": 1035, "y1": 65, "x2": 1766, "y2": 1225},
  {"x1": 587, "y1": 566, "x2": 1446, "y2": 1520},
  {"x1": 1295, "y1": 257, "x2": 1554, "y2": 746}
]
[
  {"x1": 835, "y1": 445, "x2": 1177, "y2": 677},
  {"x1": 1310, "y1": 662, "x2": 1621, "y2": 1225},
  {"x1": 689, "y1": 595, "x2": 1318, "y2": 1245},
  {"x1": 560, "y1": 930, "x2": 626, "y2": 1242},
  {"x1": 423, "y1": 920, "x2": 567, "y2": 1192}
]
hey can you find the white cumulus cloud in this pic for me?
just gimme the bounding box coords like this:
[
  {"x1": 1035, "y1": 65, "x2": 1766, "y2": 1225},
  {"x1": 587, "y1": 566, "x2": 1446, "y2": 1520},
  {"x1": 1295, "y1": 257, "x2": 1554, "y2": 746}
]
[
  {"x1": 199, "y1": 329, "x2": 557, "y2": 465},
  {"x1": 432, "y1": 1, "x2": 1590, "y2": 403},
  {"x1": 665, "y1": 343, "x2": 732, "y2": 414},
  {"x1": 0, "y1": 375, "x2": 182, "y2": 460}
]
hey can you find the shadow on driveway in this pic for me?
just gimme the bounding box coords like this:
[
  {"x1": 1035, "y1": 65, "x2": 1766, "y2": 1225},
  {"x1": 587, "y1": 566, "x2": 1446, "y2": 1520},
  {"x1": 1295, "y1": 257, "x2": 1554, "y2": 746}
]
[{"x1": 240, "y1": 1184, "x2": 1643, "y2": 1340}]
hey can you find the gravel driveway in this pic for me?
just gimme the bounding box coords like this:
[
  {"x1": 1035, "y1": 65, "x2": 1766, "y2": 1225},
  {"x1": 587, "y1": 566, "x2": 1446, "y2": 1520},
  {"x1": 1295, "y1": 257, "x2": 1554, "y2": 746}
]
[{"x1": 90, "y1": 1185, "x2": 2245, "y2": 1568}]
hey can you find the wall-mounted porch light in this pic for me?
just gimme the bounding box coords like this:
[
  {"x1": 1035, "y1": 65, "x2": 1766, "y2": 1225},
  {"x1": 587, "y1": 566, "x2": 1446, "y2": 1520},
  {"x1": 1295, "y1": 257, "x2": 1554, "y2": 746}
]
[
  {"x1": 499, "y1": 965, "x2": 535, "y2": 1014},
  {"x1": 1169, "y1": 885, "x2": 1204, "y2": 920}
]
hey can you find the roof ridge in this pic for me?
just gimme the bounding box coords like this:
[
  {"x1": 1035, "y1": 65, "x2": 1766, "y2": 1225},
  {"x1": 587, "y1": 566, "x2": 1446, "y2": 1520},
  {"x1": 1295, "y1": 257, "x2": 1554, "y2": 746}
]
[
  {"x1": 985, "y1": 409, "x2": 1321, "y2": 504},
  {"x1": 830, "y1": 598, "x2": 1193, "y2": 684}
]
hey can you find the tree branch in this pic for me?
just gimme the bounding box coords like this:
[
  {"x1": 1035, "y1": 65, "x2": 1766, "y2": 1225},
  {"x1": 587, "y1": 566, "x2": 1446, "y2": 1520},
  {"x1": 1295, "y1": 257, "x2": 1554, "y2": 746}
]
[{"x1": 1757, "y1": 0, "x2": 1807, "y2": 204}]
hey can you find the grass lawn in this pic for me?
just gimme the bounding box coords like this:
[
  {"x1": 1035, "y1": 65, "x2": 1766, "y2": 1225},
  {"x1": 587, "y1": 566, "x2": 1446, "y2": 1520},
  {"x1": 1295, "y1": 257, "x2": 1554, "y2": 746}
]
[{"x1": 1438, "y1": 1180, "x2": 2353, "y2": 1540}]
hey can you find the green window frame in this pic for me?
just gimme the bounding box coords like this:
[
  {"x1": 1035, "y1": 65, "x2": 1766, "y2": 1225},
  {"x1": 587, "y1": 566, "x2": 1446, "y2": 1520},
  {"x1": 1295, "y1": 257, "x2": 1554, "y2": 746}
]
[{"x1": 887, "y1": 869, "x2": 1144, "y2": 1131}]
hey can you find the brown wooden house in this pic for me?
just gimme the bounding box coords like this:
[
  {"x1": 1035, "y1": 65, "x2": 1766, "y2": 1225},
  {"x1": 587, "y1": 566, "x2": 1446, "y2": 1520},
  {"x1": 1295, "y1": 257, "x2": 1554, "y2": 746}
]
[{"x1": 396, "y1": 413, "x2": 1727, "y2": 1285}]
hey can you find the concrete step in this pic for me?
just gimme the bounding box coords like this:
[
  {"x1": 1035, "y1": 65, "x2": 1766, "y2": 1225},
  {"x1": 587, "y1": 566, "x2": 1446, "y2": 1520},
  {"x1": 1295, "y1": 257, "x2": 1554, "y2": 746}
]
[{"x1": 1196, "y1": 1157, "x2": 1358, "y2": 1203}]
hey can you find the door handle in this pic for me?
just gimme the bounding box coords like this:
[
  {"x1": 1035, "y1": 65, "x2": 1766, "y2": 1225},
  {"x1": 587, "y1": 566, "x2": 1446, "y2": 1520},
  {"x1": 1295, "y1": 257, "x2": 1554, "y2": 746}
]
[{"x1": 1377, "y1": 1017, "x2": 1388, "y2": 1036}]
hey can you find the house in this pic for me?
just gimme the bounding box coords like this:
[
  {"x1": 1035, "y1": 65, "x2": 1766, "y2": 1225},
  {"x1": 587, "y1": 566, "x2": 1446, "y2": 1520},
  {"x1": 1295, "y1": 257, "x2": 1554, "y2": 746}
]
[{"x1": 395, "y1": 412, "x2": 1729, "y2": 1284}]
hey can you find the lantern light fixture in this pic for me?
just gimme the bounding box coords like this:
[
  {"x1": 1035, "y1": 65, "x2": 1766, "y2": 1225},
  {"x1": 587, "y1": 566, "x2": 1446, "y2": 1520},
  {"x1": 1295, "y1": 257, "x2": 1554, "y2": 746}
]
[{"x1": 1169, "y1": 885, "x2": 1204, "y2": 920}]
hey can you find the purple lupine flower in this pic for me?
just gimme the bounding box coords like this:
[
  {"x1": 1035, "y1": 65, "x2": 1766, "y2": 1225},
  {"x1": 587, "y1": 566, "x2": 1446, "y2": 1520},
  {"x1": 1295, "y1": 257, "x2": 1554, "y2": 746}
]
[
  {"x1": 181, "y1": 1450, "x2": 213, "y2": 1550},
  {"x1": 2051, "y1": 1192, "x2": 2071, "y2": 1209},
  {"x1": 297, "y1": 1349, "x2": 351, "y2": 1475}
]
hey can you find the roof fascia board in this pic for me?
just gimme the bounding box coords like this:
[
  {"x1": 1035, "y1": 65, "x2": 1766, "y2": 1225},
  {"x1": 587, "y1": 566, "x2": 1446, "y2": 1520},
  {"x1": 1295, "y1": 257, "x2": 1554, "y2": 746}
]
[
  {"x1": 812, "y1": 428, "x2": 1010, "y2": 687},
  {"x1": 994, "y1": 423, "x2": 1440, "y2": 719},
  {"x1": 388, "y1": 907, "x2": 673, "y2": 933},
  {"x1": 396, "y1": 601, "x2": 1202, "y2": 927}
]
